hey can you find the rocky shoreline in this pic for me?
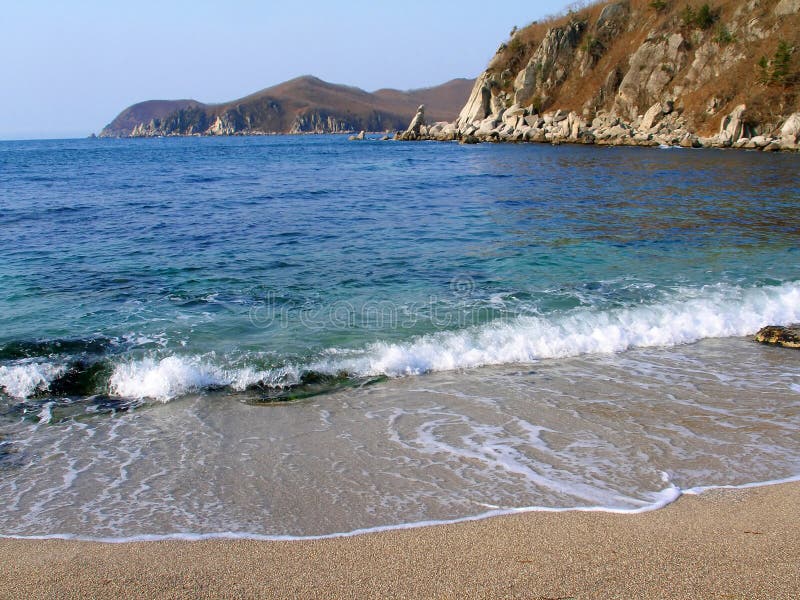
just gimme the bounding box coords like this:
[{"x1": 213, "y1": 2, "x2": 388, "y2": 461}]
[
  {"x1": 395, "y1": 103, "x2": 800, "y2": 152},
  {"x1": 394, "y1": 0, "x2": 800, "y2": 153}
]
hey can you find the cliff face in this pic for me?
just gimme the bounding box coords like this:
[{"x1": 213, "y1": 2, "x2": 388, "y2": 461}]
[
  {"x1": 100, "y1": 76, "x2": 474, "y2": 137},
  {"x1": 403, "y1": 0, "x2": 799, "y2": 149}
]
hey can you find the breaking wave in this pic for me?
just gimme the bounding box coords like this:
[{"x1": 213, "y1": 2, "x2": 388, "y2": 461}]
[{"x1": 2, "y1": 281, "x2": 798, "y2": 403}]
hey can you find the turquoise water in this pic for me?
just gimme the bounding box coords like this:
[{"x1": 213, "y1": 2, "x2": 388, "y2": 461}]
[
  {"x1": 1, "y1": 136, "x2": 798, "y2": 402},
  {"x1": 0, "y1": 136, "x2": 798, "y2": 538}
]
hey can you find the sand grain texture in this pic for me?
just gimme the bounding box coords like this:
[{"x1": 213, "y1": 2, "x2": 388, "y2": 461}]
[{"x1": 1, "y1": 482, "x2": 798, "y2": 599}]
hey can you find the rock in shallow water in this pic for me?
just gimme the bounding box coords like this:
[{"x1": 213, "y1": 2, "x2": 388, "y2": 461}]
[{"x1": 755, "y1": 325, "x2": 800, "y2": 348}]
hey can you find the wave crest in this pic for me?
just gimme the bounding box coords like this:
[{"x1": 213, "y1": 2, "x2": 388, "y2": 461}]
[{"x1": 3, "y1": 282, "x2": 799, "y2": 402}]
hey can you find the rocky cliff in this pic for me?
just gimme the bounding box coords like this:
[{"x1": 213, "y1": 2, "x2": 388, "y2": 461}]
[
  {"x1": 100, "y1": 76, "x2": 474, "y2": 137},
  {"x1": 399, "y1": 0, "x2": 800, "y2": 150}
]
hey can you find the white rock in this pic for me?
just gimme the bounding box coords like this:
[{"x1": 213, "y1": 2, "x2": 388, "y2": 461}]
[
  {"x1": 457, "y1": 74, "x2": 492, "y2": 127},
  {"x1": 404, "y1": 106, "x2": 426, "y2": 137},
  {"x1": 524, "y1": 115, "x2": 542, "y2": 128},
  {"x1": 442, "y1": 123, "x2": 458, "y2": 135},
  {"x1": 502, "y1": 113, "x2": 520, "y2": 128},
  {"x1": 775, "y1": 0, "x2": 800, "y2": 15},
  {"x1": 780, "y1": 113, "x2": 800, "y2": 141},
  {"x1": 779, "y1": 138, "x2": 798, "y2": 151},
  {"x1": 505, "y1": 104, "x2": 527, "y2": 118},
  {"x1": 570, "y1": 118, "x2": 581, "y2": 140},
  {"x1": 720, "y1": 104, "x2": 747, "y2": 142},
  {"x1": 640, "y1": 102, "x2": 664, "y2": 131}
]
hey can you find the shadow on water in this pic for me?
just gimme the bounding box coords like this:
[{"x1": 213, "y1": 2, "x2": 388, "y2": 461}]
[{"x1": 240, "y1": 372, "x2": 388, "y2": 405}]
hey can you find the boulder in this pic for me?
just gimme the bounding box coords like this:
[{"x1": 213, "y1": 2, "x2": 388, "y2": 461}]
[
  {"x1": 780, "y1": 113, "x2": 800, "y2": 142},
  {"x1": 755, "y1": 325, "x2": 800, "y2": 348},
  {"x1": 780, "y1": 138, "x2": 799, "y2": 151},
  {"x1": 490, "y1": 94, "x2": 508, "y2": 119},
  {"x1": 720, "y1": 105, "x2": 747, "y2": 142},
  {"x1": 640, "y1": 102, "x2": 664, "y2": 131},
  {"x1": 569, "y1": 114, "x2": 582, "y2": 139},
  {"x1": 503, "y1": 114, "x2": 520, "y2": 129},
  {"x1": 406, "y1": 106, "x2": 425, "y2": 135},
  {"x1": 614, "y1": 33, "x2": 687, "y2": 119},
  {"x1": 526, "y1": 128, "x2": 547, "y2": 142},
  {"x1": 524, "y1": 115, "x2": 543, "y2": 128},
  {"x1": 775, "y1": 0, "x2": 800, "y2": 15},
  {"x1": 504, "y1": 104, "x2": 527, "y2": 118},
  {"x1": 457, "y1": 73, "x2": 493, "y2": 127},
  {"x1": 596, "y1": 2, "x2": 630, "y2": 38},
  {"x1": 477, "y1": 117, "x2": 499, "y2": 136}
]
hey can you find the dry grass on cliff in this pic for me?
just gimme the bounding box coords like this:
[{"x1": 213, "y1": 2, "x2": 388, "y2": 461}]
[
  {"x1": 678, "y1": 0, "x2": 800, "y2": 132},
  {"x1": 487, "y1": 0, "x2": 799, "y2": 132},
  {"x1": 490, "y1": 0, "x2": 674, "y2": 108}
]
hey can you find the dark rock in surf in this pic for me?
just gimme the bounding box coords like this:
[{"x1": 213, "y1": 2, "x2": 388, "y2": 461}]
[{"x1": 755, "y1": 324, "x2": 800, "y2": 348}]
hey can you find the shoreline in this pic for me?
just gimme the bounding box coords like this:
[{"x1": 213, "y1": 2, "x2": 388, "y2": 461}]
[
  {"x1": 2, "y1": 481, "x2": 798, "y2": 598},
  {"x1": 7, "y1": 475, "x2": 800, "y2": 545},
  {"x1": 396, "y1": 103, "x2": 800, "y2": 153}
]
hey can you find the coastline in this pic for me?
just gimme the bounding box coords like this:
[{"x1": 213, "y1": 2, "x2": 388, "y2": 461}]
[
  {"x1": 93, "y1": 126, "x2": 800, "y2": 153},
  {"x1": 2, "y1": 481, "x2": 798, "y2": 599}
]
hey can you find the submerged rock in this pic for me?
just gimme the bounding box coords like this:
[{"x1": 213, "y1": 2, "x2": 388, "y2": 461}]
[{"x1": 755, "y1": 325, "x2": 800, "y2": 348}]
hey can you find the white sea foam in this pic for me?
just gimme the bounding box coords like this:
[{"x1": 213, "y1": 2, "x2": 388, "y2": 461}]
[
  {"x1": 0, "y1": 362, "x2": 65, "y2": 400},
  {"x1": 0, "y1": 486, "x2": 683, "y2": 543},
  {"x1": 104, "y1": 281, "x2": 800, "y2": 401},
  {"x1": 107, "y1": 356, "x2": 291, "y2": 402},
  {"x1": 108, "y1": 356, "x2": 225, "y2": 401},
  {"x1": 7, "y1": 475, "x2": 800, "y2": 543},
  {"x1": 333, "y1": 280, "x2": 800, "y2": 376}
]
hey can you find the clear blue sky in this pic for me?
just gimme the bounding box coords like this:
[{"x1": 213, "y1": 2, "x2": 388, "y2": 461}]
[{"x1": 1, "y1": 1, "x2": 574, "y2": 140}]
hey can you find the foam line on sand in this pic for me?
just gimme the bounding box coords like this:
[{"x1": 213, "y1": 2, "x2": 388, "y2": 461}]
[{"x1": 0, "y1": 481, "x2": 798, "y2": 599}]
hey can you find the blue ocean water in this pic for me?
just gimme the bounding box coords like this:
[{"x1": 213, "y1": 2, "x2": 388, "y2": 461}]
[
  {"x1": 1, "y1": 136, "x2": 798, "y2": 403},
  {"x1": 0, "y1": 136, "x2": 799, "y2": 539}
]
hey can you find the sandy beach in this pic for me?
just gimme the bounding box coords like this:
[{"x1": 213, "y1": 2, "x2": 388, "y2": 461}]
[{"x1": 0, "y1": 481, "x2": 797, "y2": 599}]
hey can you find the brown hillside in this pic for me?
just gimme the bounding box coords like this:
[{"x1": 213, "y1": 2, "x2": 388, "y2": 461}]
[
  {"x1": 100, "y1": 77, "x2": 474, "y2": 137},
  {"x1": 479, "y1": 0, "x2": 799, "y2": 134},
  {"x1": 373, "y1": 78, "x2": 477, "y2": 122},
  {"x1": 104, "y1": 100, "x2": 204, "y2": 135}
]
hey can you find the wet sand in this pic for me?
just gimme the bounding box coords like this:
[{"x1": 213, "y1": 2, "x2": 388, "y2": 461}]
[{"x1": 1, "y1": 482, "x2": 798, "y2": 599}]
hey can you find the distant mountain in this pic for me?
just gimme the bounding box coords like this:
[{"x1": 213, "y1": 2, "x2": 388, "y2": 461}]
[{"x1": 99, "y1": 76, "x2": 474, "y2": 137}]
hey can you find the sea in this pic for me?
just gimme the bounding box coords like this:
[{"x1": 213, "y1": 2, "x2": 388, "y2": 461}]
[{"x1": 0, "y1": 135, "x2": 798, "y2": 541}]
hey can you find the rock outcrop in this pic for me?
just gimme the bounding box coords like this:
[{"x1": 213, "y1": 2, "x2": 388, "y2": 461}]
[
  {"x1": 755, "y1": 325, "x2": 800, "y2": 348},
  {"x1": 395, "y1": 0, "x2": 799, "y2": 152},
  {"x1": 100, "y1": 77, "x2": 474, "y2": 137},
  {"x1": 396, "y1": 105, "x2": 426, "y2": 140}
]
